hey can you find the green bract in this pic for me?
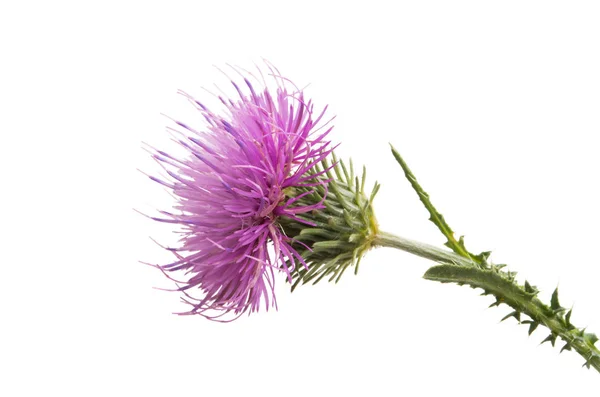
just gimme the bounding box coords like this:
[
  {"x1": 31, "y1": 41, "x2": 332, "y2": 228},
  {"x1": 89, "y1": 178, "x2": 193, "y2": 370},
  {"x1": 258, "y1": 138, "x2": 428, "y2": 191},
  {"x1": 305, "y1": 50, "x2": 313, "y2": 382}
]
[{"x1": 279, "y1": 154, "x2": 380, "y2": 290}]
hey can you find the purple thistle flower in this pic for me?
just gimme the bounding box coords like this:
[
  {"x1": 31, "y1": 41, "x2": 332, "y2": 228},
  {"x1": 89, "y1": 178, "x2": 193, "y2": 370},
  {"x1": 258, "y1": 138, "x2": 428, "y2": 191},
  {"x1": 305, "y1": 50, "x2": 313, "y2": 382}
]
[{"x1": 147, "y1": 66, "x2": 335, "y2": 321}]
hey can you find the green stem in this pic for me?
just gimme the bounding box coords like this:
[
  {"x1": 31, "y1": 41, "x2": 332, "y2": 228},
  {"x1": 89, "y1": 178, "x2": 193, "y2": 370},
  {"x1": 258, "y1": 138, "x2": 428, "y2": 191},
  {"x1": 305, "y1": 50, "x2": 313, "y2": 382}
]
[
  {"x1": 372, "y1": 231, "x2": 600, "y2": 374},
  {"x1": 372, "y1": 231, "x2": 476, "y2": 267}
]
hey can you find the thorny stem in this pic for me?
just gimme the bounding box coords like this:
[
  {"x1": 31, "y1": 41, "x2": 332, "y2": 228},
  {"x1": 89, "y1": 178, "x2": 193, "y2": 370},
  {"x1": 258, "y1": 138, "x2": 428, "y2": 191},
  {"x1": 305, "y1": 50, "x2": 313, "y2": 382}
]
[{"x1": 373, "y1": 231, "x2": 600, "y2": 374}]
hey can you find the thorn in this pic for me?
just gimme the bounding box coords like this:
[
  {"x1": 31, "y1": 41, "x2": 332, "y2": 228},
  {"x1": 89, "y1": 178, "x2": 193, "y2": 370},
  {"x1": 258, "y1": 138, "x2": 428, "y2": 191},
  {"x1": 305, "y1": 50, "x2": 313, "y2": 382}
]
[
  {"x1": 527, "y1": 321, "x2": 539, "y2": 335},
  {"x1": 501, "y1": 311, "x2": 521, "y2": 323},
  {"x1": 541, "y1": 333, "x2": 557, "y2": 347},
  {"x1": 524, "y1": 281, "x2": 538, "y2": 295},
  {"x1": 478, "y1": 251, "x2": 491, "y2": 261},
  {"x1": 560, "y1": 342, "x2": 572, "y2": 353},
  {"x1": 551, "y1": 287, "x2": 563, "y2": 312},
  {"x1": 489, "y1": 298, "x2": 503, "y2": 308},
  {"x1": 565, "y1": 308, "x2": 573, "y2": 327},
  {"x1": 582, "y1": 360, "x2": 592, "y2": 369}
]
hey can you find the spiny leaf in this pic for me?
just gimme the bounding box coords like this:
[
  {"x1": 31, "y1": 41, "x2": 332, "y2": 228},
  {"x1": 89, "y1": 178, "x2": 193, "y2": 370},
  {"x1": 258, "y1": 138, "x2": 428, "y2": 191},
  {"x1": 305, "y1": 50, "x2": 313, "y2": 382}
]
[
  {"x1": 501, "y1": 311, "x2": 521, "y2": 323},
  {"x1": 524, "y1": 281, "x2": 538, "y2": 295},
  {"x1": 390, "y1": 145, "x2": 477, "y2": 263},
  {"x1": 582, "y1": 352, "x2": 600, "y2": 370},
  {"x1": 550, "y1": 287, "x2": 565, "y2": 313},
  {"x1": 474, "y1": 250, "x2": 492, "y2": 264},
  {"x1": 565, "y1": 309, "x2": 573, "y2": 327},
  {"x1": 423, "y1": 264, "x2": 600, "y2": 372},
  {"x1": 489, "y1": 298, "x2": 503, "y2": 308},
  {"x1": 521, "y1": 320, "x2": 540, "y2": 335},
  {"x1": 561, "y1": 342, "x2": 572, "y2": 353},
  {"x1": 585, "y1": 333, "x2": 599, "y2": 346},
  {"x1": 455, "y1": 236, "x2": 490, "y2": 265},
  {"x1": 528, "y1": 321, "x2": 539, "y2": 335},
  {"x1": 541, "y1": 332, "x2": 558, "y2": 347}
]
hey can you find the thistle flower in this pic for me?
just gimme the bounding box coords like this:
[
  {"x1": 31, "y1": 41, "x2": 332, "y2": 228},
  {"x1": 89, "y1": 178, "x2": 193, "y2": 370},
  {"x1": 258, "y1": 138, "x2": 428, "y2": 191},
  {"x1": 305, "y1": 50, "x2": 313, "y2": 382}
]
[
  {"x1": 146, "y1": 67, "x2": 335, "y2": 320},
  {"x1": 144, "y1": 66, "x2": 600, "y2": 376}
]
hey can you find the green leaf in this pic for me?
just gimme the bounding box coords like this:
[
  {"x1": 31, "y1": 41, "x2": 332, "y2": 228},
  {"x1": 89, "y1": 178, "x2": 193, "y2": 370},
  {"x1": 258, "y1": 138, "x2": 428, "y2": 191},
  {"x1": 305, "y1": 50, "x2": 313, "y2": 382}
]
[
  {"x1": 423, "y1": 264, "x2": 600, "y2": 372},
  {"x1": 521, "y1": 320, "x2": 540, "y2": 335},
  {"x1": 585, "y1": 333, "x2": 599, "y2": 346},
  {"x1": 565, "y1": 308, "x2": 573, "y2": 326},
  {"x1": 541, "y1": 333, "x2": 558, "y2": 347},
  {"x1": 524, "y1": 281, "x2": 538, "y2": 295},
  {"x1": 550, "y1": 287, "x2": 565, "y2": 313},
  {"x1": 501, "y1": 311, "x2": 521, "y2": 323},
  {"x1": 390, "y1": 145, "x2": 480, "y2": 263},
  {"x1": 489, "y1": 299, "x2": 503, "y2": 308},
  {"x1": 528, "y1": 321, "x2": 539, "y2": 335}
]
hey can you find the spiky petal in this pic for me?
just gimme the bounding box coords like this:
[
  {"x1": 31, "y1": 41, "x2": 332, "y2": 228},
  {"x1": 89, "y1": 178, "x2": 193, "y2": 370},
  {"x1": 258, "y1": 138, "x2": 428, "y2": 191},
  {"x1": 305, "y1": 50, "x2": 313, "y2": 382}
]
[{"x1": 147, "y1": 67, "x2": 334, "y2": 320}]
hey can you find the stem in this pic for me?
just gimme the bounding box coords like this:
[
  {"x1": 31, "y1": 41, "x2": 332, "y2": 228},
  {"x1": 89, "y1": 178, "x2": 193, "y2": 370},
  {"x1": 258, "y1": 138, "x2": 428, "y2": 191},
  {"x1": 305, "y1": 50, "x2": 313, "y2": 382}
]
[
  {"x1": 373, "y1": 231, "x2": 600, "y2": 374},
  {"x1": 372, "y1": 231, "x2": 477, "y2": 267}
]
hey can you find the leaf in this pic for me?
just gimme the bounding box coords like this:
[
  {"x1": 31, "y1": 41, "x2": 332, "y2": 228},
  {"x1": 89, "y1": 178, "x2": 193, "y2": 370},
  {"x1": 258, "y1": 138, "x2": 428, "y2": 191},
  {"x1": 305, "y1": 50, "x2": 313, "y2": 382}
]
[
  {"x1": 524, "y1": 281, "x2": 538, "y2": 296},
  {"x1": 390, "y1": 145, "x2": 481, "y2": 264},
  {"x1": 489, "y1": 299, "x2": 503, "y2": 308},
  {"x1": 527, "y1": 321, "x2": 539, "y2": 335},
  {"x1": 501, "y1": 311, "x2": 521, "y2": 323},
  {"x1": 550, "y1": 287, "x2": 565, "y2": 313},
  {"x1": 565, "y1": 308, "x2": 573, "y2": 327},
  {"x1": 541, "y1": 333, "x2": 558, "y2": 347},
  {"x1": 423, "y1": 265, "x2": 600, "y2": 372},
  {"x1": 585, "y1": 333, "x2": 599, "y2": 346}
]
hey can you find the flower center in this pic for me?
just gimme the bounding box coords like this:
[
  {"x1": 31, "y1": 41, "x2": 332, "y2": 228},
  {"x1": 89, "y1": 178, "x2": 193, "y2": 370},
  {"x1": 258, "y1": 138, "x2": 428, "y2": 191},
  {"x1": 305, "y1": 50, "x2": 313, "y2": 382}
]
[{"x1": 257, "y1": 186, "x2": 285, "y2": 220}]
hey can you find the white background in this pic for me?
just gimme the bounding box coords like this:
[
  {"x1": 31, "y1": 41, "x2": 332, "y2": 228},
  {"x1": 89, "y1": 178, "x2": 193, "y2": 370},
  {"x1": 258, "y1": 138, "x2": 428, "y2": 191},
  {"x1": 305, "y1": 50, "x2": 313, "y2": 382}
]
[{"x1": 1, "y1": 1, "x2": 599, "y2": 395}]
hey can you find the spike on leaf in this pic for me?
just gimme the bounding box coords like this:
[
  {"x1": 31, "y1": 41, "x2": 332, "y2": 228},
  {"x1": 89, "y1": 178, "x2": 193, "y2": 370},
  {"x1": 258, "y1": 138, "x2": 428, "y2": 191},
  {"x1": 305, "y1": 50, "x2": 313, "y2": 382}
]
[
  {"x1": 528, "y1": 322, "x2": 539, "y2": 335},
  {"x1": 477, "y1": 251, "x2": 492, "y2": 262},
  {"x1": 551, "y1": 287, "x2": 562, "y2": 311},
  {"x1": 541, "y1": 333, "x2": 558, "y2": 347},
  {"x1": 565, "y1": 309, "x2": 573, "y2": 327},
  {"x1": 489, "y1": 298, "x2": 503, "y2": 308},
  {"x1": 522, "y1": 320, "x2": 539, "y2": 335},
  {"x1": 524, "y1": 281, "x2": 538, "y2": 296},
  {"x1": 561, "y1": 342, "x2": 572, "y2": 353},
  {"x1": 501, "y1": 311, "x2": 521, "y2": 323}
]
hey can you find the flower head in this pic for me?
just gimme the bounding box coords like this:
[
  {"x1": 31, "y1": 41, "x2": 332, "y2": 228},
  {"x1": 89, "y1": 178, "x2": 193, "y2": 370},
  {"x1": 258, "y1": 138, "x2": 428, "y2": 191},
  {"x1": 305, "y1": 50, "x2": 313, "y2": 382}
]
[
  {"x1": 280, "y1": 154, "x2": 380, "y2": 289},
  {"x1": 147, "y1": 66, "x2": 334, "y2": 320}
]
